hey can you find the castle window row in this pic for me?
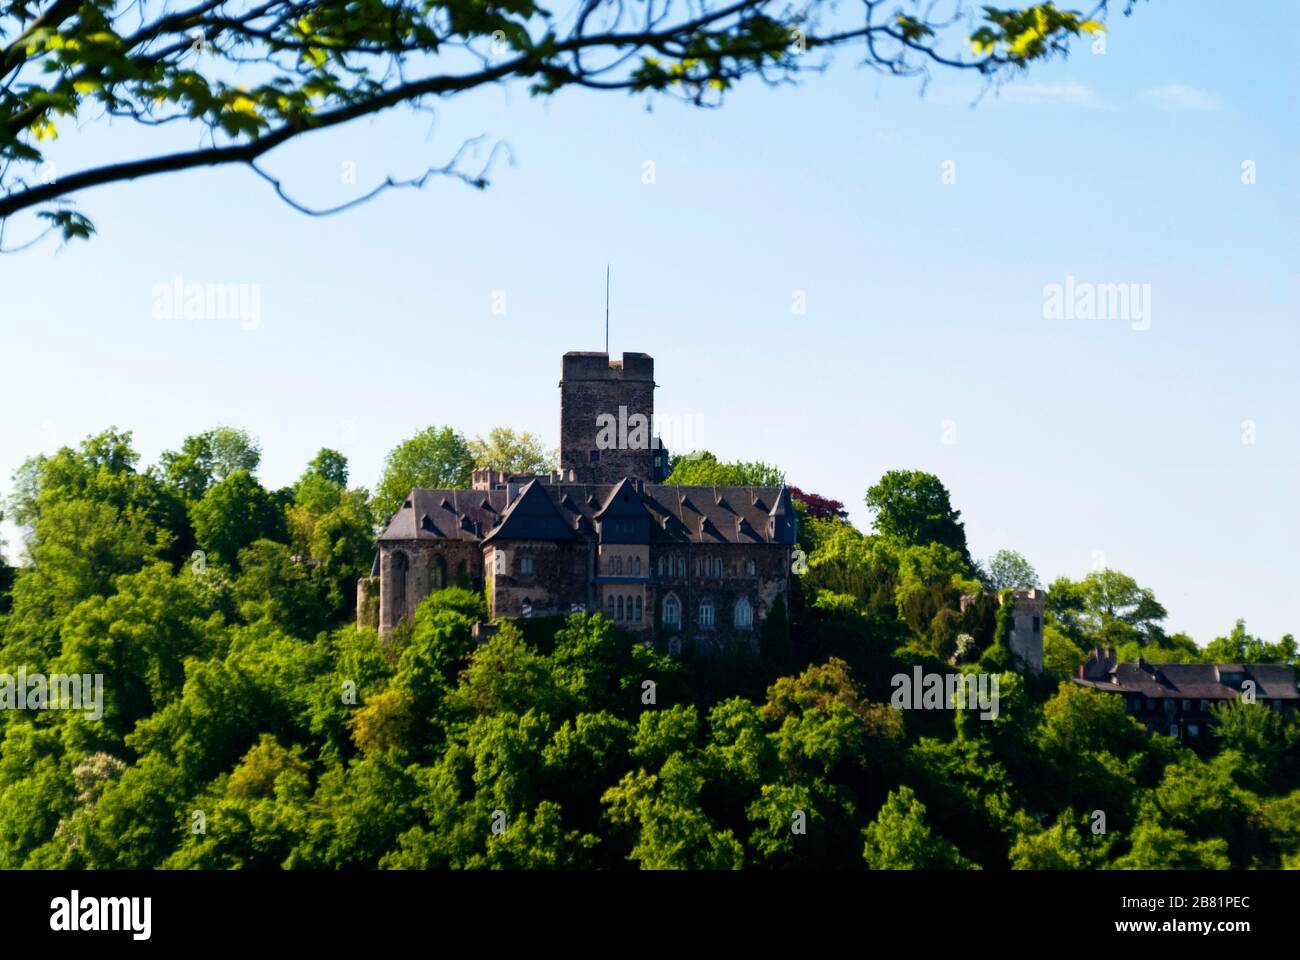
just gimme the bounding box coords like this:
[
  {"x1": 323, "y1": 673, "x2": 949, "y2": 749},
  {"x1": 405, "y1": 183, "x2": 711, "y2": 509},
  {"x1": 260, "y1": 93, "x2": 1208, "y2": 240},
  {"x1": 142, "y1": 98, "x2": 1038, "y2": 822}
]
[
  {"x1": 655, "y1": 556, "x2": 759, "y2": 579},
  {"x1": 607, "y1": 594, "x2": 644, "y2": 623},
  {"x1": 661, "y1": 595, "x2": 753, "y2": 630},
  {"x1": 604, "y1": 555, "x2": 643, "y2": 576}
]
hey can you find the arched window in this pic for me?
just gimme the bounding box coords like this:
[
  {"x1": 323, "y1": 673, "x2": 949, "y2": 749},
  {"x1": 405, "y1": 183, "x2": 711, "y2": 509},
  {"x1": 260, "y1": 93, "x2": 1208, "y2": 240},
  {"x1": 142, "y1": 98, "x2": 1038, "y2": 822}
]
[
  {"x1": 734, "y1": 597, "x2": 754, "y2": 628},
  {"x1": 432, "y1": 554, "x2": 447, "y2": 589},
  {"x1": 677, "y1": 558, "x2": 686, "y2": 577},
  {"x1": 625, "y1": 595, "x2": 633, "y2": 621},
  {"x1": 614, "y1": 556, "x2": 623, "y2": 575},
  {"x1": 657, "y1": 556, "x2": 664, "y2": 577},
  {"x1": 617, "y1": 595, "x2": 624, "y2": 620},
  {"x1": 663, "y1": 594, "x2": 680, "y2": 627},
  {"x1": 699, "y1": 598, "x2": 714, "y2": 627},
  {"x1": 606, "y1": 595, "x2": 615, "y2": 619},
  {"x1": 634, "y1": 557, "x2": 641, "y2": 576},
  {"x1": 635, "y1": 596, "x2": 643, "y2": 622},
  {"x1": 748, "y1": 559, "x2": 757, "y2": 576},
  {"x1": 695, "y1": 558, "x2": 701, "y2": 577}
]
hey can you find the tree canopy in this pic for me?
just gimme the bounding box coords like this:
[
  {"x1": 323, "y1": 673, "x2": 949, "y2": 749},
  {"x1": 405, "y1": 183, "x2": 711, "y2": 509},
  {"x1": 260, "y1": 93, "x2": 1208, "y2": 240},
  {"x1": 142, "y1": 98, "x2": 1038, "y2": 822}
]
[
  {"x1": 2, "y1": 421, "x2": 1296, "y2": 872},
  {"x1": 0, "y1": 1, "x2": 1122, "y2": 248}
]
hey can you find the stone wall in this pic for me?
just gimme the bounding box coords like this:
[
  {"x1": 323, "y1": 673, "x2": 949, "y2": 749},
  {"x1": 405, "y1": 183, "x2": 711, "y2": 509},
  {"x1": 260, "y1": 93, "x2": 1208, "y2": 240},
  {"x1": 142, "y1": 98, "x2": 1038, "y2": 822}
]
[
  {"x1": 355, "y1": 576, "x2": 380, "y2": 630},
  {"x1": 486, "y1": 540, "x2": 593, "y2": 619},
  {"x1": 378, "y1": 539, "x2": 485, "y2": 633},
  {"x1": 646, "y1": 541, "x2": 790, "y2": 650}
]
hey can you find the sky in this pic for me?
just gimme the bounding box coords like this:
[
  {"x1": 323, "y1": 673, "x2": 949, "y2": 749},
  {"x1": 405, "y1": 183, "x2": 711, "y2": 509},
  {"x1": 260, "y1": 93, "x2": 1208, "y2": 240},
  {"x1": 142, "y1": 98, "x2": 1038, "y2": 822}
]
[{"x1": 1, "y1": 0, "x2": 1297, "y2": 645}]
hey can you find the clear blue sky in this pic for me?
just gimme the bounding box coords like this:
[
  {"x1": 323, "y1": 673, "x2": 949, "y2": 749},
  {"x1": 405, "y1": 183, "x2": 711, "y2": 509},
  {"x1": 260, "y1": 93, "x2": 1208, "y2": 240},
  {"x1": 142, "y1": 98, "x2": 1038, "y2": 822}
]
[{"x1": 1, "y1": 1, "x2": 1296, "y2": 645}]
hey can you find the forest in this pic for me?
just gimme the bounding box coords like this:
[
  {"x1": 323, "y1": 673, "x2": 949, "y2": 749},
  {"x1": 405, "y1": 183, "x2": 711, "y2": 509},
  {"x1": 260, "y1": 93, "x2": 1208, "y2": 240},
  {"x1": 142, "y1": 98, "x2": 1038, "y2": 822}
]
[{"x1": 0, "y1": 423, "x2": 1296, "y2": 869}]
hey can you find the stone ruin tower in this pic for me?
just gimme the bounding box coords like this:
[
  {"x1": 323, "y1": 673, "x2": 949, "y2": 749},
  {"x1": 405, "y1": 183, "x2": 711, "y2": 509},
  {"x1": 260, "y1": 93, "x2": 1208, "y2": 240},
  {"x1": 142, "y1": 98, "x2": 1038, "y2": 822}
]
[{"x1": 1004, "y1": 587, "x2": 1045, "y2": 674}]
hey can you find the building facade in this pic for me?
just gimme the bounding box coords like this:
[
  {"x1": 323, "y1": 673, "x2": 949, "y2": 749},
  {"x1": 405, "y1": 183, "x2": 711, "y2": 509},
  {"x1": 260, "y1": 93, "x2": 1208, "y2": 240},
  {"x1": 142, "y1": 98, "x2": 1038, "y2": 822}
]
[
  {"x1": 360, "y1": 350, "x2": 797, "y2": 647},
  {"x1": 1073, "y1": 646, "x2": 1299, "y2": 740}
]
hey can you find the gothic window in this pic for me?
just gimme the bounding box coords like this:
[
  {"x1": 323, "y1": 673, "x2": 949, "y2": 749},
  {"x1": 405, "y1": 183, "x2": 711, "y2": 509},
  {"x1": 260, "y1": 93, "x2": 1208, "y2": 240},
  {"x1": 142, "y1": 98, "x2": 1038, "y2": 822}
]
[
  {"x1": 734, "y1": 597, "x2": 753, "y2": 628},
  {"x1": 663, "y1": 594, "x2": 680, "y2": 627},
  {"x1": 636, "y1": 596, "x2": 643, "y2": 621},
  {"x1": 677, "y1": 558, "x2": 686, "y2": 577},
  {"x1": 432, "y1": 554, "x2": 447, "y2": 590},
  {"x1": 617, "y1": 595, "x2": 624, "y2": 620},
  {"x1": 634, "y1": 557, "x2": 641, "y2": 576},
  {"x1": 699, "y1": 598, "x2": 714, "y2": 627},
  {"x1": 695, "y1": 558, "x2": 701, "y2": 577},
  {"x1": 625, "y1": 595, "x2": 633, "y2": 621},
  {"x1": 748, "y1": 559, "x2": 757, "y2": 576},
  {"x1": 657, "y1": 556, "x2": 664, "y2": 577},
  {"x1": 615, "y1": 556, "x2": 623, "y2": 574},
  {"x1": 606, "y1": 595, "x2": 615, "y2": 619}
]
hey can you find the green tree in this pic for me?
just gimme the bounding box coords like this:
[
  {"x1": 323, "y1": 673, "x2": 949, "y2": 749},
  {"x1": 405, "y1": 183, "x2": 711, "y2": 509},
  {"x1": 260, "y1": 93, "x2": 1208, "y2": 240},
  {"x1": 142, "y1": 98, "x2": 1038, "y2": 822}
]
[
  {"x1": 1115, "y1": 819, "x2": 1230, "y2": 870},
  {"x1": 191, "y1": 469, "x2": 285, "y2": 568},
  {"x1": 664, "y1": 451, "x2": 784, "y2": 486},
  {"x1": 375, "y1": 426, "x2": 473, "y2": 516},
  {"x1": 1046, "y1": 569, "x2": 1168, "y2": 649},
  {"x1": 979, "y1": 549, "x2": 1040, "y2": 590},
  {"x1": 159, "y1": 427, "x2": 262, "y2": 500},
  {"x1": 865, "y1": 470, "x2": 970, "y2": 562},
  {"x1": 862, "y1": 786, "x2": 978, "y2": 869},
  {"x1": 468, "y1": 427, "x2": 555, "y2": 477},
  {"x1": 1203, "y1": 620, "x2": 1296, "y2": 665}
]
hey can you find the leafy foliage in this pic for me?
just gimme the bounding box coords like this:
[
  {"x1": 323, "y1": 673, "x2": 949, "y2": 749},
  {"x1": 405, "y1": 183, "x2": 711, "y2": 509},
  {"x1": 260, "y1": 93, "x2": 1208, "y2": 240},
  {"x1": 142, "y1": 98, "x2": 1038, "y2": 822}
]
[
  {"x1": 0, "y1": 1, "x2": 1129, "y2": 247},
  {"x1": 0, "y1": 424, "x2": 1294, "y2": 871}
]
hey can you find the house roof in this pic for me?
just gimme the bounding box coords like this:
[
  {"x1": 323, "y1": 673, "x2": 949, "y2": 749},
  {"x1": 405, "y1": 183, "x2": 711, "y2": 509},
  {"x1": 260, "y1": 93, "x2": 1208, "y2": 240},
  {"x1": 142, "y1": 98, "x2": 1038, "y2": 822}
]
[
  {"x1": 377, "y1": 487, "x2": 507, "y2": 542},
  {"x1": 1074, "y1": 662, "x2": 1299, "y2": 700},
  {"x1": 378, "y1": 479, "x2": 797, "y2": 546}
]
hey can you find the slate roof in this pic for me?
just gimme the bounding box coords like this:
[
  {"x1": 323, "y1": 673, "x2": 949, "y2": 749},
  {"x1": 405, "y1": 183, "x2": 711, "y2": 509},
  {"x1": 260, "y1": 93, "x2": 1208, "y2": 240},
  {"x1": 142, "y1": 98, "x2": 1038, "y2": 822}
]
[
  {"x1": 377, "y1": 488, "x2": 508, "y2": 542},
  {"x1": 378, "y1": 479, "x2": 797, "y2": 546},
  {"x1": 1074, "y1": 662, "x2": 1299, "y2": 701}
]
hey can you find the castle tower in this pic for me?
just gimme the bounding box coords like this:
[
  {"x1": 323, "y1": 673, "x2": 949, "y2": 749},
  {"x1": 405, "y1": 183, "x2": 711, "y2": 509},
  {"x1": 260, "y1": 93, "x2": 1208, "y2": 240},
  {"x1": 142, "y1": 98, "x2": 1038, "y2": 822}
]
[
  {"x1": 560, "y1": 351, "x2": 659, "y2": 483},
  {"x1": 1005, "y1": 587, "x2": 1045, "y2": 674}
]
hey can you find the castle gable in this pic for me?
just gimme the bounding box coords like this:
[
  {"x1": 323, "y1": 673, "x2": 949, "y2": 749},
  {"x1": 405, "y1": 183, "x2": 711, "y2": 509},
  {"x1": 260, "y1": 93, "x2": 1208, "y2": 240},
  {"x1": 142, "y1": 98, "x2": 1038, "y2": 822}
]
[{"x1": 483, "y1": 479, "x2": 577, "y2": 542}]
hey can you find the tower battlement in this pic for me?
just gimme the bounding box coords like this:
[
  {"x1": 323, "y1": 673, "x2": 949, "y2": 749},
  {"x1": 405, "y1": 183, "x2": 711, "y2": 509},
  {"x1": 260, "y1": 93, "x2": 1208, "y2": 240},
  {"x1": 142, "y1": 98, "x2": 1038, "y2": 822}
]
[{"x1": 560, "y1": 351, "x2": 658, "y2": 484}]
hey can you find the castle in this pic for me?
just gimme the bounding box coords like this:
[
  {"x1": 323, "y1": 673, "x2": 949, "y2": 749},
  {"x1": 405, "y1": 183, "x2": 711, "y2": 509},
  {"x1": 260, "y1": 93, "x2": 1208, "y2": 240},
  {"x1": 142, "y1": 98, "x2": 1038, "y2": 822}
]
[{"x1": 358, "y1": 351, "x2": 798, "y2": 646}]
